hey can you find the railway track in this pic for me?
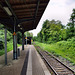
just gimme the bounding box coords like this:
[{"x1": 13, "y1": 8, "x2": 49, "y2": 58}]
[{"x1": 36, "y1": 46, "x2": 75, "y2": 75}]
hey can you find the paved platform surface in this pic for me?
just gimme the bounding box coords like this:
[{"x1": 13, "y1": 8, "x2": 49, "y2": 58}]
[{"x1": 0, "y1": 45, "x2": 51, "y2": 75}]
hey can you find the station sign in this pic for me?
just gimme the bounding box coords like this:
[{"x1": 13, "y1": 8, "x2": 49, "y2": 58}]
[{"x1": 25, "y1": 37, "x2": 27, "y2": 39}]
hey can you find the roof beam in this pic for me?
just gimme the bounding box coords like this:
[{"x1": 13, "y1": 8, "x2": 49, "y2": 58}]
[
  {"x1": 18, "y1": 16, "x2": 34, "y2": 19},
  {"x1": 17, "y1": 14, "x2": 34, "y2": 17},
  {"x1": 0, "y1": 18, "x2": 14, "y2": 25},
  {"x1": 16, "y1": 12, "x2": 42, "y2": 16},
  {"x1": 0, "y1": 18, "x2": 34, "y2": 26},
  {"x1": 34, "y1": 0, "x2": 40, "y2": 19},
  {"x1": 5, "y1": 0, "x2": 17, "y2": 19},
  {"x1": 11, "y1": 1, "x2": 48, "y2": 6},
  {"x1": 17, "y1": 18, "x2": 34, "y2": 24},
  {"x1": 33, "y1": 0, "x2": 40, "y2": 28},
  {"x1": 14, "y1": 8, "x2": 44, "y2": 14},
  {"x1": 12, "y1": 3, "x2": 47, "y2": 9},
  {"x1": 16, "y1": 12, "x2": 34, "y2": 15},
  {"x1": 12, "y1": 4, "x2": 36, "y2": 9},
  {"x1": 15, "y1": 9, "x2": 35, "y2": 13}
]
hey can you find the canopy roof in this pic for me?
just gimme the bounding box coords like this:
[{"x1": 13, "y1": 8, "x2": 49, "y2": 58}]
[{"x1": 0, "y1": 0, "x2": 49, "y2": 33}]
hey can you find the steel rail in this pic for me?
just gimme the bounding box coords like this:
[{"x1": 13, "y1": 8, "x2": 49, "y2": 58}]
[
  {"x1": 45, "y1": 51, "x2": 75, "y2": 74},
  {"x1": 37, "y1": 50, "x2": 58, "y2": 75},
  {"x1": 36, "y1": 46, "x2": 75, "y2": 75}
]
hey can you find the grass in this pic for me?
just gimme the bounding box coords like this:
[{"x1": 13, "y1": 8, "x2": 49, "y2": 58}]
[
  {"x1": 0, "y1": 41, "x2": 21, "y2": 56},
  {"x1": 34, "y1": 38, "x2": 75, "y2": 65}
]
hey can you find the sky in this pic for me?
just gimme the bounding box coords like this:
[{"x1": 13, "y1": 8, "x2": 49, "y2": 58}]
[{"x1": 29, "y1": 0, "x2": 75, "y2": 36}]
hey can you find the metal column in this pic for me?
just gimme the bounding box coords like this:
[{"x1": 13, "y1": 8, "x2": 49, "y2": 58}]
[
  {"x1": 22, "y1": 32, "x2": 24, "y2": 50},
  {"x1": 5, "y1": 28, "x2": 7, "y2": 65},
  {"x1": 13, "y1": 18, "x2": 17, "y2": 59}
]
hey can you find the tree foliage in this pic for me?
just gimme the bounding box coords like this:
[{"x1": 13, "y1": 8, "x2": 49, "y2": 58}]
[
  {"x1": 24, "y1": 31, "x2": 33, "y2": 37},
  {"x1": 17, "y1": 32, "x2": 22, "y2": 44},
  {"x1": 34, "y1": 9, "x2": 75, "y2": 44},
  {"x1": 67, "y1": 9, "x2": 75, "y2": 37},
  {"x1": 0, "y1": 25, "x2": 13, "y2": 50},
  {"x1": 37, "y1": 19, "x2": 65, "y2": 43},
  {"x1": 17, "y1": 31, "x2": 33, "y2": 44}
]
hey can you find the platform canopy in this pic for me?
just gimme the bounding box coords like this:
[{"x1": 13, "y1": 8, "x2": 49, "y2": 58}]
[{"x1": 0, "y1": 0, "x2": 49, "y2": 33}]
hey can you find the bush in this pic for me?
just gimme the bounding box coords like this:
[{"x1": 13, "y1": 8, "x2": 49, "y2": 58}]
[
  {"x1": 0, "y1": 38, "x2": 4, "y2": 50},
  {"x1": 35, "y1": 38, "x2": 75, "y2": 64}
]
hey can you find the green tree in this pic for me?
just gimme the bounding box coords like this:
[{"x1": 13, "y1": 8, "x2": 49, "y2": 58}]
[
  {"x1": 36, "y1": 19, "x2": 65, "y2": 43},
  {"x1": 67, "y1": 9, "x2": 75, "y2": 37},
  {"x1": 33, "y1": 36, "x2": 37, "y2": 41},
  {"x1": 17, "y1": 32, "x2": 22, "y2": 44},
  {"x1": 25, "y1": 32, "x2": 33, "y2": 37},
  {"x1": 37, "y1": 32, "x2": 42, "y2": 42},
  {"x1": 0, "y1": 24, "x2": 4, "y2": 29}
]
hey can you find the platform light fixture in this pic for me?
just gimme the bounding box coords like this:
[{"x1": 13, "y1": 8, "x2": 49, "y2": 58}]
[
  {"x1": 20, "y1": 28, "x2": 22, "y2": 30},
  {"x1": 18, "y1": 25, "x2": 20, "y2": 27},
  {"x1": 3, "y1": 7, "x2": 12, "y2": 16}
]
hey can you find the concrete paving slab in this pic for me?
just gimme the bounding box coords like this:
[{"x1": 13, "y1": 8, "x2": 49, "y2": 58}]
[
  {"x1": 26, "y1": 48, "x2": 32, "y2": 75},
  {"x1": 31, "y1": 45, "x2": 45, "y2": 75},
  {"x1": 0, "y1": 46, "x2": 27, "y2": 75},
  {"x1": 35, "y1": 47, "x2": 51, "y2": 75},
  {"x1": 0, "y1": 45, "x2": 51, "y2": 75}
]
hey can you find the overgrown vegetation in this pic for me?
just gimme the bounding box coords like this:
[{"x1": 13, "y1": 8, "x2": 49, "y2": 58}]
[
  {"x1": 0, "y1": 23, "x2": 33, "y2": 56},
  {"x1": 0, "y1": 24, "x2": 22, "y2": 56},
  {"x1": 0, "y1": 40, "x2": 20, "y2": 56},
  {"x1": 35, "y1": 37, "x2": 75, "y2": 64},
  {"x1": 33, "y1": 9, "x2": 75, "y2": 43},
  {"x1": 0, "y1": 24, "x2": 13, "y2": 51},
  {"x1": 33, "y1": 9, "x2": 75, "y2": 64}
]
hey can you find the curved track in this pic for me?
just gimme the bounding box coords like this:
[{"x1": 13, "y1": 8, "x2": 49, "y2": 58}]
[{"x1": 36, "y1": 46, "x2": 75, "y2": 75}]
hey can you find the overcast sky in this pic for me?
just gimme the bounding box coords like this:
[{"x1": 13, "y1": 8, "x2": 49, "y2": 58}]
[{"x1": 29, "y1": 0, "x2": 75, "y2": 36}]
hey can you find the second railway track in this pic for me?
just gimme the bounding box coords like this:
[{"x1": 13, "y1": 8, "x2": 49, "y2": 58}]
[{"x1": 35, "y1": 46, "x2": 75, "y2": 75}]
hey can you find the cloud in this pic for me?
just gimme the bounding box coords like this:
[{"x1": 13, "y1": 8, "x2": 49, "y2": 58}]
[
  {"x1": 66, "y1": 0, "x2": 75, "y2": 5},
  {"x1": 30, "y1": 0, "x2": 75, "y2": 36}
]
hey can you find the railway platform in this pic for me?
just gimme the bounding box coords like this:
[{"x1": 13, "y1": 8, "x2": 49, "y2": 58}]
[{"x1": 0, "y1": 45, "x2": 51, "y2": 75}]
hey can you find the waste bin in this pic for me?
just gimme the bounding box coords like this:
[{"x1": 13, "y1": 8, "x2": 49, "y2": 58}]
[{"x1": 17, "y1": 48, "x2": 20, "y2": 57}]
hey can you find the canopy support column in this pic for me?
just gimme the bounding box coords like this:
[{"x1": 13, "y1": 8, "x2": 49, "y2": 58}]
[
  {"x1": 22, "y1": 32, "x2": 24, "y2": 50},
  {"x1": 13, "y1": 18, "x2": 17, "y2": 59},
  {"x1": 5, "y1": 28, "x2": 7, "y2": 65}
]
